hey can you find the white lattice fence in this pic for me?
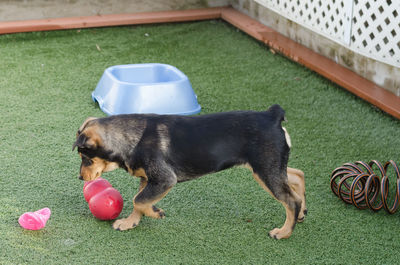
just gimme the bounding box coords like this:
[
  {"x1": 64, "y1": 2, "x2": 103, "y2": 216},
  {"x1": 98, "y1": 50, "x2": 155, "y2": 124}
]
[
  {"x1": 255, "y1": 0, "x2": 400, "y2": 67},
  {"x1": 351, "y1": 0, "x2": 399, "y2": 66}
]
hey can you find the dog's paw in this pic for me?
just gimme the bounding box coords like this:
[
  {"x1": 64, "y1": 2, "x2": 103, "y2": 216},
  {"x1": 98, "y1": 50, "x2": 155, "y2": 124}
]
[
  {"x1": 297, "y1": 209, "x2": 308, "y2": 223},
  {"x1": 151, "y1": 206, "x2": 166, "y2": 219},
  {"x1": 112, "y1": 218, "x2": 137, "y2": 231},
  {"x1": 268, "y1": 228, "x2": 292, "y2": 240},
  {"x1": 297, "y1": 208, "x2": 308, "y2": 223},
  {"x1": 158, "y1": 210, "x2": 166, "y2": 219}
]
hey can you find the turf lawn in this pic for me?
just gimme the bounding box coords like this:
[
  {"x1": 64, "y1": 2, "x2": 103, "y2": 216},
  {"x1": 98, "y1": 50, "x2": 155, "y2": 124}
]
[{"x1": 0, "y1": 20, "x2": 399, "y2": 264}]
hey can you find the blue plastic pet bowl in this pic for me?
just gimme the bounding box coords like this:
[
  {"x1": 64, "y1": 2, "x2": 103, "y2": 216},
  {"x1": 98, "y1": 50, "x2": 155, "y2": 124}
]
[{"x1": 92, "y1": 63, "x2": 201, "y2": 115}]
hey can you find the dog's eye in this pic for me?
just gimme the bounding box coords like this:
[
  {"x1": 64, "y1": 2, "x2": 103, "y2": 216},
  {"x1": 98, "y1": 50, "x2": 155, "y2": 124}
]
[{"x1": 82, "y1": 156, "x2": 93, "y2": 166}]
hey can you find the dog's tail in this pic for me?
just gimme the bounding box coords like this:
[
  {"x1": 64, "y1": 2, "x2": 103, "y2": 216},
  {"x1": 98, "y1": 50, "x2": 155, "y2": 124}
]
[{"x1": 267, "y1": 104, "x2": 286, "y2": 124}]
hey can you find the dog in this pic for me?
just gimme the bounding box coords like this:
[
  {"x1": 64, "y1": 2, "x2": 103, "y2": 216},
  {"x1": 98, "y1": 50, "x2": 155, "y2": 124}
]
[{"x1": 73, "y1": 104, "x2": 306, "y2": 239}]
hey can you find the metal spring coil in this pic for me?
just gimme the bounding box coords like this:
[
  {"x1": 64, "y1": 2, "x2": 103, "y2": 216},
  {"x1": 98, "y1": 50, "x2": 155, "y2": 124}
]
[{"x1": 330, "y1": 160, "x2": 400, "y2": 214}]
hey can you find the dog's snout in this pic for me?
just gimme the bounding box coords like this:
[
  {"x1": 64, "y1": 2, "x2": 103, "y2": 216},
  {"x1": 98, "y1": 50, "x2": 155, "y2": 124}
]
[{"x1": 78, "y1": 175, "x2": 84, "y2": 180}]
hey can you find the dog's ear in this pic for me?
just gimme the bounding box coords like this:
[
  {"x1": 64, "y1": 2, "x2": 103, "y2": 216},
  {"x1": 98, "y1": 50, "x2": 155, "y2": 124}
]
[
  {"x1": 73, "y1": 117, "x2": 98, "y2": 151},
  {"x1": 72, "y1": 133, "x2": 99, "y2": 151},
  {"x1": 72, "y1": 133, "x2": 87, "y2": 151}
]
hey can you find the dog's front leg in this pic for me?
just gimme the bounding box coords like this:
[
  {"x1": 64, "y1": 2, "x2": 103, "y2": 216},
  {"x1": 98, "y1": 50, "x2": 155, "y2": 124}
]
[
  {"x1": 113, "y1": 165, "x2": 177, "y2": 231},
  {"x1": 112, "y1": 209, "x2": 143, "y2": 231}
]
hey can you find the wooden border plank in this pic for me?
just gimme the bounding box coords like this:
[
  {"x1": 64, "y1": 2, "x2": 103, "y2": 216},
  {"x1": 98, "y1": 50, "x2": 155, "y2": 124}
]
[{"x1": 0, "y1": 7, "x2": 223, "y2": 34}]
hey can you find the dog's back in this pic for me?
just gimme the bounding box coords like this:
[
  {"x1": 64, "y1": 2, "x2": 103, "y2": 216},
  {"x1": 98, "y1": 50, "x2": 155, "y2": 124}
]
[{"x1": 161, "y1": 105, "x2": 287, "y2": 176}]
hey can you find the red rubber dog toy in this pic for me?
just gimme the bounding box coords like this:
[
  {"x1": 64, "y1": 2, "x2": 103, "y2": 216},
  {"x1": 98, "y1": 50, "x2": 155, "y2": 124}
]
[{"x1": 83, "y1": 178, "x2": 123, "y2": 220}]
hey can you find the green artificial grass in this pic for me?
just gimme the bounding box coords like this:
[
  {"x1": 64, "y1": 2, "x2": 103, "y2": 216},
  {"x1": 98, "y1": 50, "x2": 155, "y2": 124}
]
[{"x1": 0, "y1": 20, "x2": 399, "y2": 264}]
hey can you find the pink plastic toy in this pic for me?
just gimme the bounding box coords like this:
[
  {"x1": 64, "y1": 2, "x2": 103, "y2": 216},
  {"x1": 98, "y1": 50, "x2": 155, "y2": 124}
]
[
  {"x1": 18, "y1": 207, "x2": 51, "y2": 230},
  {"x1": 83, "y1": 178, "x2": 123, "y2": 220}
]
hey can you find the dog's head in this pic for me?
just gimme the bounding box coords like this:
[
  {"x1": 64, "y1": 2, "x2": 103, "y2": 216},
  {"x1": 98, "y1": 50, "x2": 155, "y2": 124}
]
[{"x1": 72, "y1": 117, "x2": 119, "y2": 181}]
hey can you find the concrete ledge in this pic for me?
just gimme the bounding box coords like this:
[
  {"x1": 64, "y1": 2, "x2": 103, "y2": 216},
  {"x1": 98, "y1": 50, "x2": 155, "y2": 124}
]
[{"x1": 1, "y1": 6, "x2": 399, "y2": 119}]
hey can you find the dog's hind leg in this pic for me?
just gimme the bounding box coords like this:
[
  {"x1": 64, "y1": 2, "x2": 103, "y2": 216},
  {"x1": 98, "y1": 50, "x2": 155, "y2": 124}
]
[
  {"x1": 250, "y1": 167, "x2": 301, "y2": 239},
  {"x1": 287, "y1": 167, "x2": 307, "y2": 222},
  {"x1": 113, "y1": 165, "x2": 177, "y2": 231}
]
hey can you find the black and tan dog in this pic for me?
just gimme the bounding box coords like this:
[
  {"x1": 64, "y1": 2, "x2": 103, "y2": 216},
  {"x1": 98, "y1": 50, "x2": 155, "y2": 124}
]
[{"x1": 73, "y1": 104, "x2": 306, "y2": 239}]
